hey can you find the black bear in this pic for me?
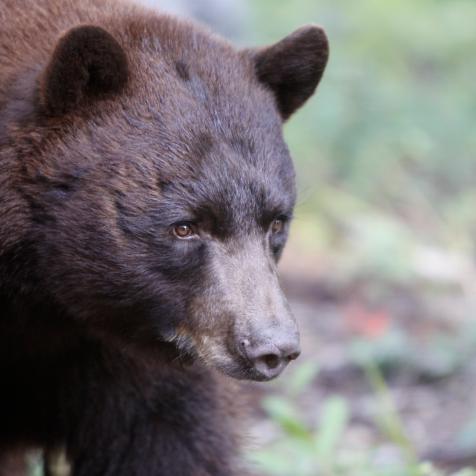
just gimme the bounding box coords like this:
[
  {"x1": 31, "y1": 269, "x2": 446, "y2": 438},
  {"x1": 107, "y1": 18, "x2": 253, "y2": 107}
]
[{"x1": 0, "y1": 0, "x2": 329, "y2": 474}]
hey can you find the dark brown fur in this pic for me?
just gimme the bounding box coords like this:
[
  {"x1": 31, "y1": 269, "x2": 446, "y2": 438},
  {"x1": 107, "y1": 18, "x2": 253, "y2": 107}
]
[{"x1": 0, "y1": 0, "x2": 328, "y2": 474}]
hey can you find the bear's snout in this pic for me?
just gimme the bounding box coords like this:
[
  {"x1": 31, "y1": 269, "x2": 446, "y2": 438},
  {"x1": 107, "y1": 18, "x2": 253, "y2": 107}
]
[
  {"x1": 238, "y1": 332, "x2": 301, "y2": 381},
  {"x1": 193, "y1": 238, "x2": 302, "y2": 381}
]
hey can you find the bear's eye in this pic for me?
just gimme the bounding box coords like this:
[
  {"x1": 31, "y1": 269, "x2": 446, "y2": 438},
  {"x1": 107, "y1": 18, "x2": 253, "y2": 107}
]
[
  {"x1": 173, "y1": 222, "x2": 197, "y2": 239},
  {"x1": 270, "y1": 218, "x2": 284, "y2": 234}
]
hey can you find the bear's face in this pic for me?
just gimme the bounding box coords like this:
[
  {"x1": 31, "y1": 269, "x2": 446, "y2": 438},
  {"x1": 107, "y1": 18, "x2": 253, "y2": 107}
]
[{"x1": 17, "y1": 19, "x2": 328, "y2": 381}]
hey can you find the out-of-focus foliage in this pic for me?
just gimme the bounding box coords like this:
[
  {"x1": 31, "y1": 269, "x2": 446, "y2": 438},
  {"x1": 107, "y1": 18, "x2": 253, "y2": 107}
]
[
  {"x1": 247, "y1": 0, "x2": 476, "y2": 286},
  {"x1": 250, "y1": 363, "x2": 476, "y2": 476}
]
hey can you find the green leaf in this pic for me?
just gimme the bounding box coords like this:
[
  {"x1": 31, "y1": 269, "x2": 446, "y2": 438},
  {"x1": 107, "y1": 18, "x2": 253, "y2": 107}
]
[
  {"x1": 314, "y1": 396, "x2": 349, "y2": 458},
  {"x1": 262, "y1": 396, "x2": 312, "y2": 441}
]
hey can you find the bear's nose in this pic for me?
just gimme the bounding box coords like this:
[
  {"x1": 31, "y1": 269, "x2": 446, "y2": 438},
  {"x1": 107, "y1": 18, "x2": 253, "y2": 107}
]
[{"x1": 240, "y1": 338, "x2": 301, "y2": 380}]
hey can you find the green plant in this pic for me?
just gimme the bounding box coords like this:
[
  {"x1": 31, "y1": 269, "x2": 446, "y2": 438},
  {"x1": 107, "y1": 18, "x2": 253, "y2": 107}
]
[{"x1": 250, "y1": 361, "x2": 476, "y2": 476}]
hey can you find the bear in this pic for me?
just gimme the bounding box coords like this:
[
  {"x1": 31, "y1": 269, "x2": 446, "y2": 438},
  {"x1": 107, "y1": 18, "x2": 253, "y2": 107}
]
[{"x1": 0, "y1": 0, "x2": 329, "y2": 474}]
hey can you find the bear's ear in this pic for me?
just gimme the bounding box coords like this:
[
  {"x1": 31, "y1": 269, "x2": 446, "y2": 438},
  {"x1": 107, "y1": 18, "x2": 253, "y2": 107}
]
[
  {"x1": 251, "y1": 25, "x2": 329, "y2": 121},
  {"x1": 40, "y1": 25, "x2": 128, "y2": 116}
]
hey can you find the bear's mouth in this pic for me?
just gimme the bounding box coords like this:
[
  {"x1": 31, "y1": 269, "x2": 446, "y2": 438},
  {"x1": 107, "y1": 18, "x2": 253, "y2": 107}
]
[
  {"x1": 163, "y1": 328, "x2": 296, "y2": 382},
  {"x1": 213, "y1": 358, "x2": 284, "y2": 382},
  {"x1": 192, "y1": 340, "x2": 290, "y2": 382}
]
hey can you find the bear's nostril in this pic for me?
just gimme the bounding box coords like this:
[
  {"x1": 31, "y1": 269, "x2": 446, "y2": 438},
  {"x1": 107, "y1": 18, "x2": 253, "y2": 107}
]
[
  {"x1": 238, "y1": 337, "x2": 300, "y2": 379},
  {"x1": 287, "y1": 351, "x2": 301, "y2": 362},
  {"x1": 262, "y1": 353, "x2": 280, "y2": 370}
]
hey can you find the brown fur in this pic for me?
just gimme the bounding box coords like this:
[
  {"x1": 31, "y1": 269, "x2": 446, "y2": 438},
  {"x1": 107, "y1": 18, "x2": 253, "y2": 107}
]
[{"x1": 0, "y1": 1, "x2": 328, "y2": 474}]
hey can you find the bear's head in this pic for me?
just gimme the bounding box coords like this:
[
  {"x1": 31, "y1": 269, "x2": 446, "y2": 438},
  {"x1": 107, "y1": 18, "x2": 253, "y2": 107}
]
[{"x1": 10, "y1": 14, "x2": 328, "y2": 381}]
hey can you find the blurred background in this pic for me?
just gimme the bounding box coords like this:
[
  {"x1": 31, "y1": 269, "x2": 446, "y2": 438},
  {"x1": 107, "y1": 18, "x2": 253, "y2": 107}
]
[{"x1": 32, "y1": 0, "x2": 476, "y2": 475}]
